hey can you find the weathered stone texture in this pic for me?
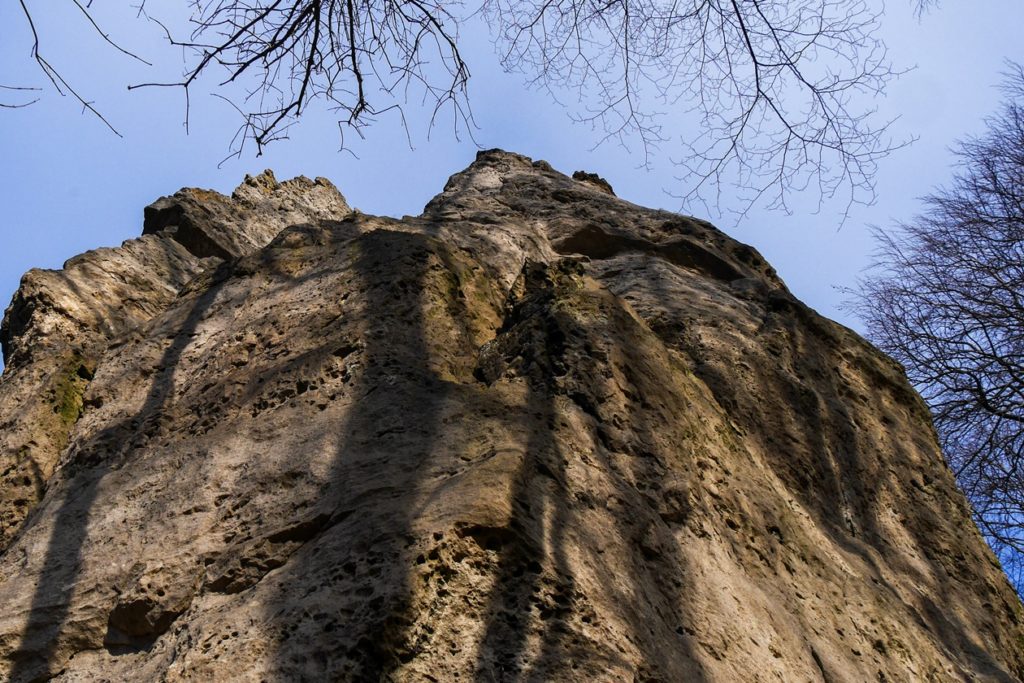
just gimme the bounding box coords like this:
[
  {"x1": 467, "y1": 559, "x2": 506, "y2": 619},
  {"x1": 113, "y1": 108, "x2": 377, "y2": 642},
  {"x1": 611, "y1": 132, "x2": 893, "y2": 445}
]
[
  {"x1": 0, "y1": 172, "x2": 349, "y2": 551},
  {"x1": 0, "y1": 151, "x2": 1020, "y2": 682}
]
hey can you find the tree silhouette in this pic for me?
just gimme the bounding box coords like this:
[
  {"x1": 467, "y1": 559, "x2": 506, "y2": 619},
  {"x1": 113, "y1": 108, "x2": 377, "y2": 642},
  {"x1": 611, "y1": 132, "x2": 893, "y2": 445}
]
[
  {"x1": 853, "y1": 63, "x2": 1024, "y2": 590},
  {"x1": 14, "y1": 0, "x2": 922, "y2": 213}
]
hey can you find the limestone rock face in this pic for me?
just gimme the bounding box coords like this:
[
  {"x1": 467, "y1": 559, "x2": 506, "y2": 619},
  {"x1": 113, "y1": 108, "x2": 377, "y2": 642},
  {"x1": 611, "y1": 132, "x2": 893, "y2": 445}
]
[
  {"x1": 142, "y1": 170, "x2": 350, "y2": 259},
  {"x1": 0, "y1": 173, "x2": 349, "y2": 550},
  {"x1": 0, "y1": 151, "x2": 1020, "y2": 682}
]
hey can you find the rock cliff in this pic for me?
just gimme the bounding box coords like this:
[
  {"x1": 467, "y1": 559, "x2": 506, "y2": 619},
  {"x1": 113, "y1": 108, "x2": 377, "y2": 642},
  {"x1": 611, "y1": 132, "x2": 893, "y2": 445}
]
[{"x1": 0, "y1": 151, "x2": 1021, "y2": 681}]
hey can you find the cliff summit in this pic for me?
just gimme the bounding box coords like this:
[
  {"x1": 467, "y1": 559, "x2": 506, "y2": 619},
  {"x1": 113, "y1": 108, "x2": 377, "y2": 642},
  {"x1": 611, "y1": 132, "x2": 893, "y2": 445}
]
[{"x1": 0, "y1": 151, "x2": 1020, "y2": 681}]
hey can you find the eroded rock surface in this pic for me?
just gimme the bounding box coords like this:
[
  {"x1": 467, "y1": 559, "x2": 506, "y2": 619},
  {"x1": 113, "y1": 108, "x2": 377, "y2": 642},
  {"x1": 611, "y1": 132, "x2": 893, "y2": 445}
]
[
  {"x1": 0, "y1": 171, "x2": 349, "y2": 550},
  {"x1": 0, "y1": 151, "x2": 1020, "y2": 682}
]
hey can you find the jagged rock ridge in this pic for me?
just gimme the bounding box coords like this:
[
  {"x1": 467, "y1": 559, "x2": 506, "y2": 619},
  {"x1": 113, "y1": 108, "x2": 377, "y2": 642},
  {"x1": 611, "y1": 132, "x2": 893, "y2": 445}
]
[
  {"x1": 0, "y1": 151, "x2": 1020, "y2": 681},
  {"x1": 0, "y1": 171, "x2": 348, "y2": 551}
]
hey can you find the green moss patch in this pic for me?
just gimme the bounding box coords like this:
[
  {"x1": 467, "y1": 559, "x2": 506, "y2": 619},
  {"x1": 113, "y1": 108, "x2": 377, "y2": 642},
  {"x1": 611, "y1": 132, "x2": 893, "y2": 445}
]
[{"x1": 51, "y1": 354, "x2": 96, "y2": 437}]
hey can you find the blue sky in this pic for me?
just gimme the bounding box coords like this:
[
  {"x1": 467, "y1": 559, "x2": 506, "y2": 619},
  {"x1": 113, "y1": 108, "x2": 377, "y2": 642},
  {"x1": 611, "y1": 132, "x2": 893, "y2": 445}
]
[{"x1": 1, "y1": 1, "x2": 1023, "y2": 368}]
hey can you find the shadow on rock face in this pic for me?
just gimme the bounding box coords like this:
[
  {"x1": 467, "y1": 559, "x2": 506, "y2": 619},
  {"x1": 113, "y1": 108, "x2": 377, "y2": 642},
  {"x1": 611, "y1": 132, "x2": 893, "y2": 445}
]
[
  {"x1": 473, "y1": 261, "x2": 707, "y2": 681},
  {"x1": 4, "y1": 151, "x2": 1022, "y2": 682},
  {"x1": 259, "y1": 228, "x2": 467, "y2": 678},
  {"x1": 9, "y1": 264, "x2": 234, "y2": 682},
  {"x1": 252, "y1": 239, "x2": 708, "y2": 680}
]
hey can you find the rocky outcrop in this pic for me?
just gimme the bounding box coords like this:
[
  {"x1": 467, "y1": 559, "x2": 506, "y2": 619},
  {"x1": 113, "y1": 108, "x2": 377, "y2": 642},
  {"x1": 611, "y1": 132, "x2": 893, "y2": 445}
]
[
  {"x1": 142, "y1": 170, "x2": 350, "y2": 260},
  {"x1": 0, "y1": 171, "x2": 349, "y2": 550},
  {"x1": 0, "y1": 151, "x2": 1020, "y2": 681}
]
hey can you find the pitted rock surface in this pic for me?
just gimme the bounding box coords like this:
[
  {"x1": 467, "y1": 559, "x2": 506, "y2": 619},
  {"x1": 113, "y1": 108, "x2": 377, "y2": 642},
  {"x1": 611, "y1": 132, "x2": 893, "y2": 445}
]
[
  {"x1": 0, "y1": 151, "x2": 1020, "y2": 682},
  {"x1": 0, "y1": 173, "x2": 350, "y2": 551}
]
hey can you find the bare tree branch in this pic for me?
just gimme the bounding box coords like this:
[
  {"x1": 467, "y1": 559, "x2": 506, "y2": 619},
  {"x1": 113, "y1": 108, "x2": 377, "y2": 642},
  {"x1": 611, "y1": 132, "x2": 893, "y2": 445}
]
[
  {"x1": 0, "y1": 84, "x2": 41, "y2": 109},
  {"x1": 12, "y1": 1, "x2": 934, "y2": 212},
  {"x1": 483, "y1": 0, "x2": 913, "y2": 217},
  {"x1": 17, "y1": 0, "x2": 123, "y2": 136},
  {"x1": 71, "y1": 0, "x2": 153, "y2": 66},
  {"x1": 852, "y1": 62, "x2": 1024, "y2": 590},
  {"x1": 130, "y1": 0, "x2": 473, "y2": 157}
]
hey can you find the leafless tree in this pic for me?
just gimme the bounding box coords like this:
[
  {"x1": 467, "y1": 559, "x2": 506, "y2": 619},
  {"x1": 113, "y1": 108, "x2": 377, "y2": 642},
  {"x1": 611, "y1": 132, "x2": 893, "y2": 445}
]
[
  {"x1": 128, "y1": 0, "x2": 472, "y2": 156},
  {"x1": 485, "y1": 0, "x2": 910, "y2": 216},
  {"x1": 852, "y1": 63, "x2": 1024, "y2": 589},
  {"x1": 15, "y1": 1, "x2": 925, "y2": 211}
]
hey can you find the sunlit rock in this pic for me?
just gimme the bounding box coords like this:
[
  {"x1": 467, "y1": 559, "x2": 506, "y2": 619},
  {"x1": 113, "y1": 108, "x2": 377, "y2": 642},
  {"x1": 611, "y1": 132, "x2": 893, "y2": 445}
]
[{"x1": 0, "y1": 151, "x2": 1019, "y2": 681}]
